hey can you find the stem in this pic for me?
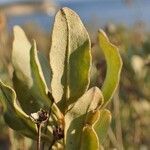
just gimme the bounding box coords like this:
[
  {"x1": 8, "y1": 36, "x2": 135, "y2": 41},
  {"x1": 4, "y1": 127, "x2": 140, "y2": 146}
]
[
  {"x1": 37, "y1": 123, "x2": 42, "y2": 150},
  {"x1": 41, "y1": 109, "x2": 51, "y2": 150}
]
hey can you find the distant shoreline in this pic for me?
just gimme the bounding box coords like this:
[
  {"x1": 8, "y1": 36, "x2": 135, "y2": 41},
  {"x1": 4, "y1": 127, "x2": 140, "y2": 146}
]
[{"x1": 1, "y1": 0, "x2": 149, "y2": 31}]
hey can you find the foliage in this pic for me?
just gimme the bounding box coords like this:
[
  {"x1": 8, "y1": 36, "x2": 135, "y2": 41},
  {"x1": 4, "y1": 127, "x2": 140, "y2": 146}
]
[
  {"x1": 0, "y1": 7, "x2": 122, "y2": 149},
  {"x1": 92, "y1": 23, "x2": 150, "y2": 149}
]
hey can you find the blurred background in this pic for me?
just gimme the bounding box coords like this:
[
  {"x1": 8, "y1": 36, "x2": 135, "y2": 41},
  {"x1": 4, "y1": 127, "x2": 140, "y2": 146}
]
[{"x1": 0, "y1": 0, "x2": 149, "y2": 149}]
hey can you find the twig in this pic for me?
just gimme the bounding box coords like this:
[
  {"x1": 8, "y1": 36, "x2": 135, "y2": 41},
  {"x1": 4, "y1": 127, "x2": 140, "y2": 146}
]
[
  {"x1": 37, "y1": 123, "x2": 42, "y2": 150},
  {"x1": 41, "y1": 108, "x2": 52, "y2": 150},
  {"x1": 30, "y1": 109, "x2": 49, "y2": 150}
]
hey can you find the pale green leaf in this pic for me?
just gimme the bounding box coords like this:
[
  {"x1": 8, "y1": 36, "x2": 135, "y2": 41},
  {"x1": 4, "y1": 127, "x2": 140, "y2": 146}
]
[
  {"x1": 65, "y1": 87, "x2": 103, "y2": 150},
  {"x1": 38, "y1": 51, "x2": 51, "y2": 91},
  {"x1": 80, "y1": 126, "x2": 99, "y2": 150},
  {"x1": 98, "y1": 30, "x2": 122, "y2": 106},
  {"x1": 94, "y1": 109, "x2": 111, "y2": 144},
  {"x1": 49, "y1": 7, "x2": 91, "y2": 111},
  {"x1": 84, "y1": 109, "x2": 111, "y2": 146},
  {"x1": 0, "y1": 80, "x2": 52, "y2": 142},
  {"x1": 12, "y1": 26, "x2": 52, "y2": 114}
]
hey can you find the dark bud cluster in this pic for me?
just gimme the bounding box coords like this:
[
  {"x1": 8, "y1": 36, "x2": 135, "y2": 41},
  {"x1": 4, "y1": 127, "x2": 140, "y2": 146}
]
[
  {"x1": 53, "y1": 125, "x2": 64, "y2": 140},
  {"x1": 30, "y1": 108, "x2": 49, "y2": 124}
]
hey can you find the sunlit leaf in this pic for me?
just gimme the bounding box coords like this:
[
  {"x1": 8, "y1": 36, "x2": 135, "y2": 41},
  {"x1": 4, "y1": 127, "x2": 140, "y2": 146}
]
[
  {"x1": 0, "y1": 80, "x2": 52, "y2": 142},
  {"x1": 49, "y1": 7, "x2": 91, "y2": 111},
  {"x1": 80, "y1": 126, "x2": 99, "y2": 150},
  {"x1": 98, "y1": 30, "x2": 122, "y2": 106},
  {"x1": 65, "y1": 87, "x2": 103, "y2": 150},
  {"x1": 38, "y1": 51, "x2": 52, "y2": 91},
  {"x1": 94, "y1": 109, "x2": 111, "y2": 144},
  {"x1": 12, "y1": 26, "x2": 52, "y2": 114}
]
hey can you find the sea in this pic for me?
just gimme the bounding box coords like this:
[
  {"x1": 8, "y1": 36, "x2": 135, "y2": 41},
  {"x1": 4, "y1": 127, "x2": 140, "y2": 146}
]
[{"x1": 6, "y1": 0, "x2": 150, "y2": 31}]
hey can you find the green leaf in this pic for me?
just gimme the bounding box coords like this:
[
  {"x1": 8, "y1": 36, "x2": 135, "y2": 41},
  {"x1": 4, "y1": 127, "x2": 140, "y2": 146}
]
[
  {"x1": 38, "y1": 51, "x2": 52, "y2": 91},
  {"x1": 0, "y1": 80, "x2": 52, "y2": 142},
  {"x1": 94, "y1": 109, "x2": 111, "y2": 144},
  {"x1": 65, "y1": 87, "x2": 103, "y2": 150},
  {"x1": 80, "y1": 126, "x2": 99, "y2": 150},
  {"x1": 49, "y1": 7, "x2": 91, "y2": 111},
  {"x1": 30, "y1": 40, "x2": 52, "y2": 108},
  {"x1": 98, "y1": 30, "x2": 122, "y2": 106},
  {"x1": 85, "y1": 109, "x2": 111, "y2": 146},
  {"x1": 12, "y1": 26, "x2": 52, "y2": 114},
  {"x1": 85, "y1": 110, "x2": 100, "y2": 126}
]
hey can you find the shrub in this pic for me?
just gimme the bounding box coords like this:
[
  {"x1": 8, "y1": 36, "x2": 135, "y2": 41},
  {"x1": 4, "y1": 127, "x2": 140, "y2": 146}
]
[{"x1": 0, "y1": 7, "x2": 122, "y2": 150}]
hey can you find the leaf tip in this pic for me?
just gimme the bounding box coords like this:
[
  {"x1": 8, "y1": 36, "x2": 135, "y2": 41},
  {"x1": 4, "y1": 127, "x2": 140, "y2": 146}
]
[
  {"x1": 13, "y1": 25, "x2": 23, "y2": 36},
  {"x1": 31, "y1": 39, "x2": 37, "y2": 50},
  {"x1": 61, "y1": 7, "x2": 70, "y2": 11},
  {"x1": 13, "y1": 25, "x2": 29, "y2": 48},
  {"x1": 103, "y1": 109, "x2": 112, "y2": 122},
  {"x1": 98, "y1": 29, "x2": 109, "y2": 43}
]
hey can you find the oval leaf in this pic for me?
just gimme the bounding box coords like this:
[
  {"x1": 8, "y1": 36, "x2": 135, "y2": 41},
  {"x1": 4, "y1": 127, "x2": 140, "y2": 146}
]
[
  {"x1": 12, "y1": 26, "x2": 52, "y2": 114},
  {"x1": 49, "y1": 7, "x2": 91, "y2": 111},
  {"x1": 98, "y1": 30, "x2": 122, "y2": 106},
  {"x1": 65, "y1": 87, "x2": 103, "y2": 150}
]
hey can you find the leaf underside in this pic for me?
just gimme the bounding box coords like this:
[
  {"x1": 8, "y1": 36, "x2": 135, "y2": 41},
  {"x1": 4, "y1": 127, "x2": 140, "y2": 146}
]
[
  {"x1": 49, "y1": 7, "x2": 91, "y2": 112},
  {"x1": 12, "y1": 26, "x2": 52, "y2": 114}
]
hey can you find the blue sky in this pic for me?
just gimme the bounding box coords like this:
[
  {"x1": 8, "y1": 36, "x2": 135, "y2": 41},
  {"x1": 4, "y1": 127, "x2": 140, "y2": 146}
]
[
  {"x1": 0, "y1": 0, "x2": 89, "y2": 3},
  {"x1": 0, "y1": 0, "x2": 122, "y2": 4}
]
